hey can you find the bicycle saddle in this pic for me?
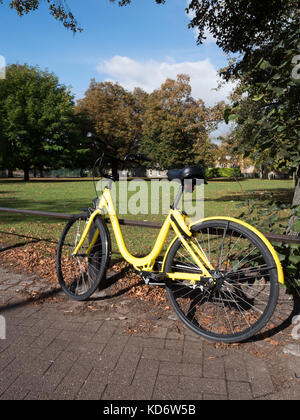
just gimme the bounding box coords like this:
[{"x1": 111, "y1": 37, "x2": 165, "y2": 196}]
[{"x1": 167, "y1": 166, "x2": 207, "y2": 183}]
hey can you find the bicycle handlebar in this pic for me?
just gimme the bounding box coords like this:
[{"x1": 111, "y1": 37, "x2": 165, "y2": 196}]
[
  {"x1": 87, "y1": 132, "x2": 152, "y2": 181},
  {"x1": 124, "y1": 153, "x2": 152, "y2": 163}
]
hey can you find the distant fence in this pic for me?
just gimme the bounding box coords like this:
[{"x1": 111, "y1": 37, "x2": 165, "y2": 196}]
[{"x1": 0, "y1": 207, "x2": 299, "y2": 244}]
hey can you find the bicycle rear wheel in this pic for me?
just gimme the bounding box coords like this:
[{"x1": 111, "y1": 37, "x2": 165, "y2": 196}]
[
  {"x1": 164, "y1": 219, "x2": 279, "y2": 343},
  {"x1": 56, "y1": 213, "x2": 111, "y2": 301}
]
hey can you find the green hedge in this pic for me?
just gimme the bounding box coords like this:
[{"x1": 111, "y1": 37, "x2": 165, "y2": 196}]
[{"x1": 206, "y1": 167, "x2": 242, "y2": 179}]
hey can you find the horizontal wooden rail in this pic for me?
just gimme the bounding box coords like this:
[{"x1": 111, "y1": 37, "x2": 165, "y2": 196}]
[
  {"x1": 0, "y1": 207, "x2": 73, "y2": 220},
  {"x1": 0, "y1": 207, "x2": 299, "y2": 244}
]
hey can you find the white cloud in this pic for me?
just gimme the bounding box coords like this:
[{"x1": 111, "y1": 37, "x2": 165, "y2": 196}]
[
  {"x1": 97, "y1": 55, "x2": 235, "y2": 107},
  {"x1": 185, "y1": 0, "x2": 216, "y2": 45},
  {"x1": 210, "y1": 122, "x2": 235, "y2": 143},
  {"x1": 198, "y1": 27, "x2": 216, "y2": 45}
]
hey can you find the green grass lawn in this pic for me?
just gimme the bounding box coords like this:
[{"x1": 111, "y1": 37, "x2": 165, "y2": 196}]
[{"x1": 0, "y1": 178, "x2": 294, "y2": 258}]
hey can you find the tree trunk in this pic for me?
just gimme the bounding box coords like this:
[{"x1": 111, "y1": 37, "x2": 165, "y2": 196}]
[
  {"x1": 260, "y1": 165, "x2": 268, "y2": 179},
  {"x1": 287, "y1": 165, "x2": 300, "y2": 236},
  {"x1": 24, "y1": 168, "x2": 30, "y2": 182},
  {"x1": 111, "y1": 161, "x2": 119, "y2": 181},
  {"x1": 8, "y1": 169, "x2": 13, "y2": 178}
]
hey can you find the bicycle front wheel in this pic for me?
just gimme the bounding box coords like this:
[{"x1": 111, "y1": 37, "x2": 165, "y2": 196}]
[
  {"x1": 164, "y1": 219, "x2": 279, "y2": 343},
  {"x1": 56, "y1": 213, "x2": 111, "y2": 301}
]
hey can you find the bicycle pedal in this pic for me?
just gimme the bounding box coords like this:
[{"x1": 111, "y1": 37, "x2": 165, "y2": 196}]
[{"x1": 138, "y1": 271, "x2": 166, "y2": 286}]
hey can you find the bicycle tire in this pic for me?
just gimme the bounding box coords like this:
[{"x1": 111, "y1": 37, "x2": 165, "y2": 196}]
[
  {"x1": 164, "y1": 219, "x2": 279, "y2": 343},
  {"x1": 56, "y1": 213, "x2": 111, "y2": 301}
]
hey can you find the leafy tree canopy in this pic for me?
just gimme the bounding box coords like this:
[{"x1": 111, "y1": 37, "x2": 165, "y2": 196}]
[
  {"x1": 0, "y1": 64, "x2": 81, "y2": 180},
  {"x1": 140, "y1": 74, "x2": 224, "y2": 170},
  {"x1": 1, "y1": 0, "x2": 82, "y2": 32},
  {"x1": 76, "y1": 80, "x2": 147, "y2": 175}
]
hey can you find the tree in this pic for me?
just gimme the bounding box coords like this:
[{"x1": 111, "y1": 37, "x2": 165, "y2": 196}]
[
  {"x1": 140, "y1": 74, "x2": 220, "y2": 170},
  {"x1": 174, "y1": 0, "x2": 300, "y2": 234},
  {"x1": 76, "y1": 80, "x2": 147, "y2": 177},
  {"x1": 1, "y1": 0, "x2": 82, "y2": 32},
  {"x1": 0, "y1": 64, "x2": 81, "y2": 181},
  {"x1": 224, "y1": 26, "x2": 300, "y2": 219}
]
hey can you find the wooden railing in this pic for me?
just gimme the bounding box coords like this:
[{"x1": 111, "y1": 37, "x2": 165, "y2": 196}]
[{"x1": 0, "y1": 207, "x2": 299, "y2": 244}]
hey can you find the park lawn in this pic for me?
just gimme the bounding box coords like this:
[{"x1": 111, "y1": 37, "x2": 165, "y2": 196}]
[{"x1": 0, "y1": 178, "x2": 294, "y2": 259}]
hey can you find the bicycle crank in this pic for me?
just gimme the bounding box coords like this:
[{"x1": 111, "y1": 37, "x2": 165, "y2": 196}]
[{"x1": 138, "y1": 271, "x2": 166, "y2": 286}]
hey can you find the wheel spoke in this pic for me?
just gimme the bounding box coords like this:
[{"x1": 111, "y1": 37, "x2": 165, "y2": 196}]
[
  {"x1": 57, "y1": 216, "x2": 106, "y2": 300},
  {"x1": 165, "y1": 221, "x2": 278, "y2": 342}
]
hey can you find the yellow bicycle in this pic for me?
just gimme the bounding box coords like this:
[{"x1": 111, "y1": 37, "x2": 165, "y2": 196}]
[{"x1": 56, "y1": 136, "x2": 284, "y2": 343}]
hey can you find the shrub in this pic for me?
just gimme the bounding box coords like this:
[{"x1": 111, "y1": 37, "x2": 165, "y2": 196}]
[{"x1": 206, "y1": 167, "x2": 242, "y2": 179}]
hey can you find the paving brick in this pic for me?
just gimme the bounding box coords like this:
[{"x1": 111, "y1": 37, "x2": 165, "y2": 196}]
[
  {"x1": 38, "y1": 338, "x2": 70, "y2": 361},
  {"x1": 166, "y1": 330, "x2": 185, "y2": 341},
  {"x1": 256, "y1": 383, "x2": 300, "y2": 400},
  {"x1": 0, "y1": 385, "x2": 30, "y2": 400},
  {"x1": 24, "y1": 391, "x2": 57, "y2": 400},
  {"x1": 102, "y1": 376, "x2": 157, "y2": 401},
  {"x1": 203, "y1": 356, "x2": 225, "y2": 379},
  {"x1": 142, "y1": 348, "x2": 182, "y2": 363},
  {"x1": 130, "y1": 375, "x2": 157, "y2": 399},
  {"x1": 182, "y1": 340, "x2": 203, "y2": 364},
  {"x1": 147, "y1": 327, "x2": 168, "y2": 339},
  {"x1": 6, "y1": 332, "x2": 38, "y2": 349},
  {"x1": 179, "y1": 376, "x2": 227, "y2": 396},
  {"x1": 74, "y1": 362, "x2": 111, "y2": 400},
  {"x1": 32, "y1": 328, "x2": 61, "y2": 350},
  {"x1": 128, "y1": 336, "x2": 165, "y2": 349},
  {"x1": 224, "y1": 354, "x2": 249, "y2": 382},
  {"x1": 0, "y1": 340, "x2": 10, "y2": 354},
  {"x1": 159, "y1": 361, "x2": 202, "y2": 377},
  {"x1": 203, "y1": 393, "x2": 227, "y2": 400},
  {"x1": 56, "y1": 329, "x2": 95, "y2": 344},
  {"x1": 12, "y1": 371, "x2": 51, "y2": 394},
  {"x1": 15, "y1": 316, "x2": 42, "y2": 329},
  {"x1": 92, "y1": 320, "x2": 118, "y2": 343},
  {"x1": 165, "y1": 339, "x2": 184, "y2": 351},
  {"x1": 108, "y1": 344, "x2": 142, "y2": 385},
  {"x1": 227, "y1": 381, "x2": 252, "y2": 400},
  {"x1": 135, "y1": 358, "x2": 160, "y2": 379},
  {"x1": 80, "y1": 320, "x2": 104, "y2": 333},
  {"x1": 39, "y1": 349, "x2": 82, "y2": 393},
  {"x1": 0, "y1": 351, "x2": 15, "y2": 371},
  {"x1": 152, "y1": 375, "x2": 202, "y2": 400},
  {"x1": 12, "y1": 306, "x2": 41, "y2": 319},
  {"x1": 0, "y1": 267, "x2": 299, "y2": 401},
  {"x1": 12, "y1": 352, "x2": 53, "y2": 376},
  {"x1": 93, "y1": 334, "x2": 130, "y2": 376},
  {"x1": 244, "y1": 354, "x2": 274, "y2": 398},
  {"x1": 20, "y1": 318, "x2": 56, "y2": 337},
  {"x1": 57, "y1": 320, "x2": 86, "y2": 332},
  {"x1": 0, "y1": 364, "x2": 22, "y2": 397},
  {"x1": 54, "y1": 361, "x2": 94, "y2": 399},
  {"x1": 75, "y1": 341, "x2": 106, "y2": 357}
]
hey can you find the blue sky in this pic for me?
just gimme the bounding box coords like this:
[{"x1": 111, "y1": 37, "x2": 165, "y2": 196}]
[{"x1": 0, "y1": 0, "x2": 234, "y2": 136}]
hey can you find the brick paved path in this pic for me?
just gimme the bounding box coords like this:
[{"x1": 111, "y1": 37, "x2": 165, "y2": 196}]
[{"x1": 1, "y1": 267, "x2": 300, "y2": 400}]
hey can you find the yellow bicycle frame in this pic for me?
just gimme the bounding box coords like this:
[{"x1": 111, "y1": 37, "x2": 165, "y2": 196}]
[
  {"x1": 72, "y1": 187, "x2": 284, "y2": 285},
  {"x1": 72, "y1": 187, "x2": 213, "y2": 282},
  {"x1": 191, "y1": 217, "x2": 284, "y2": 284}
]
